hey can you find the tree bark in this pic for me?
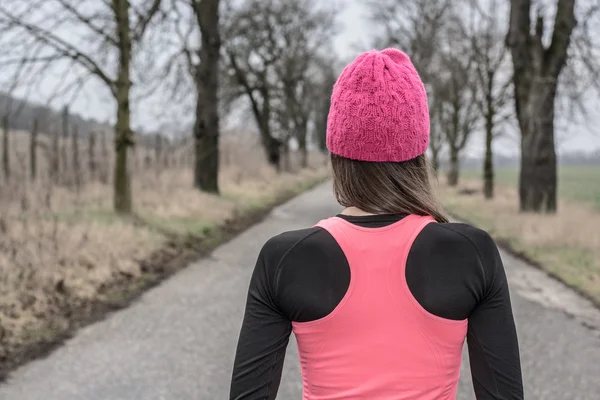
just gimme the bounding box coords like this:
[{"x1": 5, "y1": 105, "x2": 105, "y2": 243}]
[
  {"x1": 430, "y1": 148, "x2": 440, "y2": 176},
  {"x1": 192, "y1": 0, "x2": 221, "y2": 194},
  {"x1": 113, "y1": 0, "x2": 133, "y2": 213},
  {"x1": 519, "y1": 83, "x2": 558, "y2": 212},
  {"x1": 447, "y1": 147, "x2": 459, "y2": 186},
  {"x1": 30, "y1": 118, "x2": 38, "y2": 181},
  {"x1": 2, "y1": 115, "x2": 9, "y2": 180},
  {"x1": 483, "y1": 107, "x2": 494, "y2": 199}
]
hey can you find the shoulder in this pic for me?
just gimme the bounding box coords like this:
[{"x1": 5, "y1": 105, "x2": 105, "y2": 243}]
[
  {"x1": 257, "y1": 227, "x2": 348, "y2": 321},
  {"x1": 260, "y1": 227, "x2": 325, "y2": 264},
  {"x1": 250, "y1": 228, "x2": 324, "y2": 301},
  {"x1": 257, "y1": 227, "x2": 330, "y2": 280},
  {"x1": 413, "y1": 222, "x2": 503, "y2": 293},
  {"x1": 418, "y1": 222, "x2": 499, "y2": 261}
]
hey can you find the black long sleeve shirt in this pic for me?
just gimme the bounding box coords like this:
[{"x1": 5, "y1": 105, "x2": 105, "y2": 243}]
[{"x1": 230, "y1": 214, "x2": 523, "y2": 399}]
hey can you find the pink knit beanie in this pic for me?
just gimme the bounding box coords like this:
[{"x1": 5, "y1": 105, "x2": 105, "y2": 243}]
[{"x1": 326, "y1": 48, "x2": 430, "y2": 162}]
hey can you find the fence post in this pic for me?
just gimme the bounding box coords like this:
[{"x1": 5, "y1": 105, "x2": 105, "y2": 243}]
[
  {"x1": 2, "y1": 115, "x2": 9, "y2": 180},
  {"x1": 30, "y1": 117, "x2": 38, "y2": 181}
]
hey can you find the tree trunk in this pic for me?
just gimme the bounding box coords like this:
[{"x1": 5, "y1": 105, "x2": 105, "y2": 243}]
[
  {"x1": 30, "y1": 118, "x2": 38, "y2": 181},
  {"x1": 483, "y1": 112, "x2": 494, "y2": 199},
  {"x1": 316, "y1": 100, "x2": 329, "y2": 154},
  {"x1": 507, "y1": 0, "x2": 576, "y2": 213},
  {"x1": 113, "y1": 0, "x2": 133, "y2": 214},
  {"x1": 88, "y1": 131, "x2": 97, "y2": 180},
  {"x1": 265, "y1": 135, "x2": 282, "y2": 172},
  {"x1": 430, "y1": 148, "x2": 439, "y2": 177},
  {"x1": 2, "y1": 115, "x2": 9, "y2": 180},
  {"x1": 447, "y1": 147, "x2": 459, "y2": 186},
  {"x1": 297, "y1": 124, "x2": 308, "y2": 169},
  {"x1": 519, "y1": 83, "x2": 557, "y2": 212},
  {"x1": 193, "y1": 0, "x2": 221, "y2": 194},
  {"x1": 72, "y1": 124, "x2": 81, "y2": 190}
]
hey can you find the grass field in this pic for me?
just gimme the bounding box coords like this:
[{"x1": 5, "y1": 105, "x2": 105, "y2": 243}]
[
  {"x1": 462, "y1": 165, "x2": 600, "y2": 210},
  {"x1": 441, "y1": 164, "x2": 600, "y2": 306}
]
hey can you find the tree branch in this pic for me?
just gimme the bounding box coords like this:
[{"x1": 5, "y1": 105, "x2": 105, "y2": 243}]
[
  {"x1": 132, "y1": 0, "x2": 163, "y2": 43},
  {"x1": 55, "y1": 0, "x2": 118, "y2": 46},
  {"x1": 0, "y1": 6, "x2": 116, "y2": 92},
  {"x1": 545, "y1": 0, "x2": 577, "y2": 78}
]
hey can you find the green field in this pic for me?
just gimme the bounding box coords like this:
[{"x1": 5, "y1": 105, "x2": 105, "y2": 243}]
[{"x1": 462, "y1": 165, "x2": 600, "y2": 210}]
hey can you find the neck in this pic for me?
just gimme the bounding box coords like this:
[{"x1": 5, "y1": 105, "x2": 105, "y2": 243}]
[{"x1": 340, "y1": 207, "x2": 376, "y2": 217}]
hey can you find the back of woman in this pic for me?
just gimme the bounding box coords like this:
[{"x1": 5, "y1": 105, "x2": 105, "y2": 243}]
[{"x1": 229, "y1": 48, "x2": 523, "y2": 400}]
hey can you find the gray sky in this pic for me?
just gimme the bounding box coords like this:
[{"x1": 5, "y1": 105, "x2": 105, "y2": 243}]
[{"x1": 8, "y1": 0, "x2": 600, "y2": 156}]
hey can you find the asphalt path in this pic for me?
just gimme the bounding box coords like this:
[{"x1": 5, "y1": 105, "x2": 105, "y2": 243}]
[{"x1": 1, "y1": 182, "x2": 599, "y2": 399}]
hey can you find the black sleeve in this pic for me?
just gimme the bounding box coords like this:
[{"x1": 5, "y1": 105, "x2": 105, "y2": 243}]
[
  {"x1": 229, "y1": 237, "x2": 292, "y2": 400},
  {"x1": 463, "y1": 227, "x2": 524, "y2": 399}
]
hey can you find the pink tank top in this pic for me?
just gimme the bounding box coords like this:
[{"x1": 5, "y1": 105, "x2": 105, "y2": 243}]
[{"x1": 292, "y1": 215, "x2": 468, "y2": 400}]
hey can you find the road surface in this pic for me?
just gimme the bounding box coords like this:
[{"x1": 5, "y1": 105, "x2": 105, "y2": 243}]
[{"x1": 1, "y1": 182, "x2": 600, "y2": 399}]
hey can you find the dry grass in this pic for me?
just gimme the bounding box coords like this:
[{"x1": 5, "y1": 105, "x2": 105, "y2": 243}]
[
  {"x1": 439, "y1": 180, "x2": 600, "y2": 304},
  {"x1": 0, "y1": 129, "x2": 328, "y2": 364}
]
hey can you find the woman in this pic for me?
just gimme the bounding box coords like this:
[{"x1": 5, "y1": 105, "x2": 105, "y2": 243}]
[{"x1": 229, "y1": 48, "x2": 523, "y2": 400}]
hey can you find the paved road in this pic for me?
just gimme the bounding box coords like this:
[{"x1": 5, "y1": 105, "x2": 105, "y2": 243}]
[{"x1": 1, "y1": 182, "x2": 600, "y2": 399}]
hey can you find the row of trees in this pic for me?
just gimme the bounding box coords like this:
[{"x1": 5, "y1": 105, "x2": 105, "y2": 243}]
[
  {"x1": 374, "y1": 0, "x2": 598, "y2": 213},
  {"x1": 0, "y1": 0, "x2": 337, "y2": 214},
  {"x1": 1, "y1": 0, "x2": 597, "y2": 214}
]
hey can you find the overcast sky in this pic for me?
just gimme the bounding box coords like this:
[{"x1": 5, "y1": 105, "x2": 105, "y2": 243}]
[{"x1": 8, "y1": 0, "x2": 600, "y2": 156}]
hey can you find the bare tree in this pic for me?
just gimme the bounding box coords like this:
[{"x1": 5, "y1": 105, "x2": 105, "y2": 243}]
[
  {"x1": 506, "y1": 0, "x2": 577, "y2": 212},
  {"x1": 0, "y1": 0, "x2": 166, "y2": 213},
  {"x1": 465, "y1": 0, "x2": 513, "y2": 199},
  {"x1": 223, "y1": 0, "x2": 335, "y2": 171},
  {"x1": 222, "y1": 0, "x2": 286, "y2": 171},
  {"x1": 313, "y1": 60, "x2": 337, "y2": 155},
  {"x1": 275, "y1": 10, "x2": 335, "y2": 169},
  {"x1": 435, "y1": 48, "x2": 480, "y2": 186},
  {"x1": 171, "y1": 0, "x2": 221, "y2": 193},
  {"x1": 428, "y1": 92, "x2": 445, "y2": 174}
]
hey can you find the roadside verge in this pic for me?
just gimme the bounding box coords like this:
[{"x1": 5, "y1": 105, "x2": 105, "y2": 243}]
[
  {"x1": 0, "y1": 168, "x2": 329, "y2": 381},
  {"x1": 439, "y1": 181, "x2": 600, "y2": 309}
]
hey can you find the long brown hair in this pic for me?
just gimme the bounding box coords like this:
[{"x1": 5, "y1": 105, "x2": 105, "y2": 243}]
[{"x1": 331, "y1": 154, "x2": 449, "y2": 223}]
